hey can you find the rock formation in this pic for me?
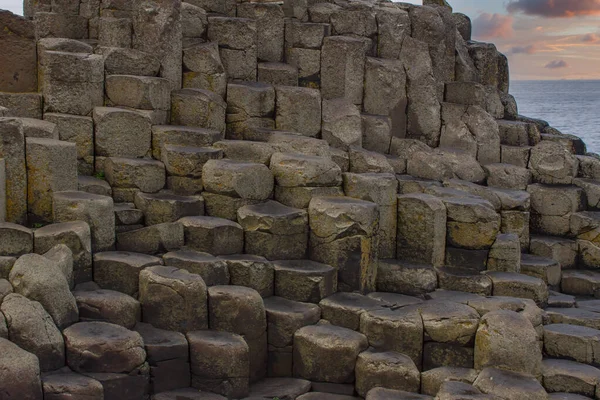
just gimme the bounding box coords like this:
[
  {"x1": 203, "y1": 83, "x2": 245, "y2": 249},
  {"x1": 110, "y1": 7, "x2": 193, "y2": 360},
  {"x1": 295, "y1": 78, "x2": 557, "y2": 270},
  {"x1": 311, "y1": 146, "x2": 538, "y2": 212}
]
[{"x1": 0, "y1": 0, "x2": 598, "y2": 399}]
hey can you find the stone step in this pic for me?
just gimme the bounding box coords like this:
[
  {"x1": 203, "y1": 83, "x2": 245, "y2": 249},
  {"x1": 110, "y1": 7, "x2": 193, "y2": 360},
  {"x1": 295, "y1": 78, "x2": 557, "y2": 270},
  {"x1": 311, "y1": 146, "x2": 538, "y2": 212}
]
[
  {"x1": 420, "y1": 366, "x2": 478, "y2": 397},
  {"x1": 151, "y1": 388, "x2": 221, "y2": 399},
  {"x1": 114, "y1": 203, "x2": 144, "y2": 226},
  {"x1": 562, "y1": 270, "x2": 600, "y2": 298},
  {"x1": 20, "y1": 117, "x2": 58, "y2": 139},
  {"x1": 93, "y1": 107, "x2": 153, "y2": 160},
  {"x1": 93, "y1": 251, "x2": 162, "y2": 296},
  {"x1": 573, "y1": 177, "x2": 600, "y2": 210},
  {"x1": 546, "y1": 308, "x2": 600, "y2": 330},
  {"x1": 162, "y1": 145, "x2": 222, "y2": 187},
  {"x1": 162, "y1": 249, "x2": 230, "y2": 286},
  {"x1": 212, "y1": 139, "x2": 274, "y2": 165},
  {"x1": 105, "y1": 75, "x2": 171, "y2": 112},
  {"x1": 541, "y1": 132, "x2": 587, "y2": 155},
  {"x1": 548, "y1": 291, "x2": 577, "y2": 308},
  {"x1": 484, "y1": 271, "x2": 549, "y2": 306},
  {"x1": 272, "y1": 259, "x2": 337, "y2": 304},
  {"x1": 73, "y1": 287, "x2": 140, "y2": 329},
  {"x1": 258, "y1": 62, "x2": 299, "y2": 87},
  {"x1": 377, "y1": 259, "x2": 438, "y2": 296},
  {"x1": 548, "y1": 393, "x2": 595, "y2": 400},
  {"x1": 182, "y1": 41, "x2": 227, "y2": 99},
  {"x1": 483, "y1": 162, "x2": 532, "y2": 191},
  {"x1": 519, "y1": 253, "x2": 561, "y2": 288},
  {"x1": 151, "y1": 125, "x2": 223, "y2": 161},
  {"x1": 115, "y1": 222, "x2": 184, "y2": 255},
  {"x1": 530, "y1": 235, "x2": 578, "y2": 270},
  {"x1": 218, "y1": 254, "x2": 273, "y2": 297},
  {"x1": 319, "y1": 292, "x2": 385, "y2": 331},
  {"x1": 134, "y1": 192, "x2": 204, "y2": 226},
  {"x1": 473, "y1": 367, "x2": 547, "y2": 399},
  {"x1": 170, "y1": 88, "x2": 226, "y2": 134},
  {"x1": 247, "y1": 377, "x2": 311, "y2": 400},
  {"x1": 78, "y1": 175, "x2": 112, "y2": 197},
  {"x1": 178, "y1": 215, "x2": 244, "y2": 256},
  {"x1": 576, "y1": 299, "x2": 600, "y2": 312},
  {"x1": 436, "y1": 267, "x2": 492, "y2": 296},
  {"x1": 237, "y1": 200, "x2": 308, "y2": 261},
  {"x1": 544, "y1": 323, "x2": 600, "y2": 365},
  {"x1": 542, "y1": 358, "x2": 600, "y2": 398},
  {"x1": 104, "y1": 157, "x2": 166, "y2": 200},
  {"x1": 355, "y1": 348, "x2": 420, "y2": 397},
  {"x1": 497, "y1": 119, "x2": 540, "y2": 147},
  {"x1": 42, "y1": 369, "x2": 105, "y2": 399}
]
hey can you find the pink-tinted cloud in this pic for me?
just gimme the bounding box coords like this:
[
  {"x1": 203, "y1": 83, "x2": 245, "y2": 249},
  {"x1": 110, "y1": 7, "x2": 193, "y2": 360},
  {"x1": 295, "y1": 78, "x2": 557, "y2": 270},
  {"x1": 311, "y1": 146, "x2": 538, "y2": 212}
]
[
  {"x1": 545, "y1": 59, "x2": 569, "y2": 68},
  {"x1": 509, "y1": 44, "x2": 538, "y2": 54},
  {"x1": 507, "y1": 0, "x2": 600, "y2": 18},
  {"x1": 472, "y1": 13, "x2": 514, "y2": 39}
]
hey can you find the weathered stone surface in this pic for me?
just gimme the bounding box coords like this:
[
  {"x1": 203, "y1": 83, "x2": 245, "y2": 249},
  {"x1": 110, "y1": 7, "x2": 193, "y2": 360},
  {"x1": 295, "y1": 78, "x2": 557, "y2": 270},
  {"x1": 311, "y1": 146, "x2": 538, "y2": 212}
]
[
  {"x1": 258, "y1": 62, "x2": 298, "y2": 87},
  {"x1": 101, "y1": 47, "x2": 161, "y2": 77},
  {"x1": 0, "y1": 118, "x2": 27, "y2": 223},
  {"x1": 360, "y1": 306, "x2": 424, "y2": 368},
  {"x1": 105, "y1": 157, "x2": 165, "y2": 193},
  {"x1": 152, "y1": 125, "x2": 222, "y2": 160},
  {"x1": 134, "y1": 192, "x2": 203, "y2": 226},
  {"x1": 321, "y1": 98, "x2": 362, "y2": 150},
  {"x1": 487, "y1": 233, "x2": 521, "y2": 273},
  {"x1": 321, "y1": 36, "x2": 370, "y2": 104},
  {"x1": 171, "y1": 88, "x2": 227, "y2": 133},
  {"x1": 293, "y1": 324, "x2": 368, "y2": 383},
  {"x1": 473, "y1": 367, "x2": 547, "y2": 400},
  {"x1": 1, "y1": 293, "x2": 65, "y2": 371},
  {"x1": 309, "y1": 196, "x2": 379, "y2": 293},
  {"x1": 163, "y1": 249, "x2": 229, "y2": 286},
  {"x1": 213, "y1": 140, "x2": 273, "y2": 165},
  {"x1": 183, "y1": 42, "x2": 227, "y2": 98},
  {"x1": 377, "y1": 259, "x2": 438, "y2": 296},
  {"x1": 132, "y1": 0, "x2": 182, "y2": 88},
  {"x1": 271, "y1": 152, "x2": 341, "y2": 188},
  {"x1": 444, "y1": 197, "x2": 500, "y2": 250},
  {"x1": 116, "y1": 222, "x2": 184, "y2": 254},
  {"x1": 397, "y1": 194, "x2": 447, "y2": 266},
  {"x1": 263, "y1": 296, "x2": 320, "y2": 348},
  {"x1": 207, "y1": 16, "x2": 257, "y2": 81},
  {"x1": 487, "y1": 271, "x2": 549, "y2": 306},
  {"x1": 44, "y1": 113, "x2": 94, "y2": 173},
  {"x1": 93, "y1": 251, "x2": 161, "y2": 295},
  {"x1": 74, "y1": 288, "x2": 140, "y2": 329},
  {"x1": 238, "y1": 200, "x2": 308, "y2": 260},
  {"x1": 9, "y1": 253, "x2": 78, "y2": 329},
  {"x1": 179, "y1": 215, "x2": 243, "y2": 256},
  {"x1": 208, "y1": 285, "x2": 267, "y2": 381},
  {"x1": 93, "y1": 107, "x2": 152, "y2": 158},
  {"x1": 226, "y1": 82, "x2": 275, "y2": 139},
  {"x1": 418, "y1": 301, "x2": 480, "y2": 345},
  {"x1": 529, "y1": 141, "x2": 579, "y2": 184},
  {"x1": 53, "y1": 191, "x2": 115, "y2": 252},
  {"x1": 64, "y1": 321, "x2": 146, "y2": 373},
  {"x1": 273, "y1": 259, "x2": 337, "y2": 303},
  {"x1": 26, "y1": 138, "x2": 78, "y2": 222},
  {"x1": 0, "y1": 337, "x2": 43, "y2": 400},
  {"x1": 42, "y1": 371, "x2": 104, "y2": 400},
  {"x1": 34, "y1": 221, "x2": 92, "y2": 284},
  {"x1": 0, "y1": 222, "x2": 33, "y2": 256},
  {"x1": 542, "y1": 358, "x2": 600, "y2": 398},
  {"x1": 238, "y1": 3, "x2": 285, "y2": 63},
  {"x1": 0, "y1": 11, "x2": 37, "y2": 93},
  {"x1": 187, "y1": 330, "x2": 249, "y2": 398},
  {"x1": 139, "y1": 265, "x2": 208, "y2": 332},
  {"x1": 275, "y1": 86, "x2": 322, "y2": 137},
  {"x1": 355, "y1": 349, "x2": 420, "y2": 397},
  {"x1": 203, "y1": 159, "x2": 273, "y2": 200},
  {"x1": 474, "y1": 310, "x2": 542, "y2": 378}
]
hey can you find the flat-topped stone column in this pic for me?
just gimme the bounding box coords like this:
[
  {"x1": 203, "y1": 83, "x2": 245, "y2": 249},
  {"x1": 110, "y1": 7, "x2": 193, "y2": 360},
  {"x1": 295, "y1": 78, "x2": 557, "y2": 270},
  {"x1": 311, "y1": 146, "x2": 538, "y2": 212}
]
[{"x1": 308, "y1": 196, "x2": 379, "y2": 293}]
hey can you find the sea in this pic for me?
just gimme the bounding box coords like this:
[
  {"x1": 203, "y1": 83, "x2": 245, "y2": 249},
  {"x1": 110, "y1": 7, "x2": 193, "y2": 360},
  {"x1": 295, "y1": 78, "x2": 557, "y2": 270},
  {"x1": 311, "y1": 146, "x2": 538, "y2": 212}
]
[{"x1": 510, "y1": 80, "x2": 600, "y2": 154}]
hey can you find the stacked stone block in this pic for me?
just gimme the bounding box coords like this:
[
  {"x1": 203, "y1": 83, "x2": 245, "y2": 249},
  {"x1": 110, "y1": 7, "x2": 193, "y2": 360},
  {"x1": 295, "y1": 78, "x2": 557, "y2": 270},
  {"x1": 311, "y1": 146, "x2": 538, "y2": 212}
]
[{"x1": 3, "y1": 1, "x2": 600, "y2": 399}]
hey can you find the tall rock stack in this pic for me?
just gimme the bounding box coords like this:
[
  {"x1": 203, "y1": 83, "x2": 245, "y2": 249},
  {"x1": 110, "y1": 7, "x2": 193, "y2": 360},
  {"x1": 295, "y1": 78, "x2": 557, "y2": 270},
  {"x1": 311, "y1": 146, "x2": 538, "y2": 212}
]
[{"x1": 1, "y1": 0, "x2": 600, "y2": 399}]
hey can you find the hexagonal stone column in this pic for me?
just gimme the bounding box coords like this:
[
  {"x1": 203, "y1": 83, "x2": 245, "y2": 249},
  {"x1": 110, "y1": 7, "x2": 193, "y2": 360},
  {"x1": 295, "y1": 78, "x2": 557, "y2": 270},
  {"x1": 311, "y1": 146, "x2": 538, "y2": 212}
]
[
  {"x1": 443, "y1": 197, "x2": 500, "y2": 250},
  {"x1": 26, "y1": 138, "x2": 78, "y2": 222},
  {"x1": 171, "y1": 88, "x2": 226, "y2": 134},
  {"x1": 293, "y1": 324, "x2": 368, "y2": 383},
  {"x1": 309, "y1": 196, "x2": 379, "y2": 293},
  {"x1": 34, "y1": 221, "x2": 92, "y2": 284},
  {"x1": 343, "y1": 172, "x2": 398, "y2": 258},
  {"x1": 139, "y1": 265, "x2": 208, "y2": 332},
  {"x1": 208, "y1": 285, "x2": 267, "y2": 382},
  {"x1": 187, "y1": 330, "x2": 249, "y2": 398},
  {"x1": 53, "y1": 191, "x2": 115, "y2": 252},
  {"x1": 355, "y1": 349, "x2": 420, "y2": 397},
  {"x1": 0, "y1": 118, "x2": 27, "y2": 223},
  {"x1": 64, "y1": 321, "x2": 146, "y2": 374},
  {"x1": 163, "y1": 249, "x2": 230, "y2": 286},
  {"x1": 93, "y1": 107, "x2": 152, "y2": 159},
  {"x1": 238, "y1": 200, "x2": 308, "y2": 260},
  {"x1": 93, "y1": 251, "x2": 162, "y2": 296}
]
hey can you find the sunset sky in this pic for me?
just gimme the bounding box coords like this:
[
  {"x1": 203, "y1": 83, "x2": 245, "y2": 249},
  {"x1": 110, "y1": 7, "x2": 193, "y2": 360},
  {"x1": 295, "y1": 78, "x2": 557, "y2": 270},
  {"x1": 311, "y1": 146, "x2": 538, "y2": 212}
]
[{"x1": 3, "y1": 0, "x2": 599, "y2": 80}]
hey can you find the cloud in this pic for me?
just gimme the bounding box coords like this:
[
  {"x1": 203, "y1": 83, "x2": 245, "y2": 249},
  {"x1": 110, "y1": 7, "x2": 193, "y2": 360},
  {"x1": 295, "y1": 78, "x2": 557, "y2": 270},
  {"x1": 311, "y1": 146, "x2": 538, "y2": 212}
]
[
  {"x1": 545, "y1": 60, "x2": 569, "y2": 68},
  {"x1": 507, "y1": 0, "x2": 600, "y2": 18},
  {"x1": 472, "y1": 13, "x2": 514, "y2": 39},
  {"x1": 582, "y1": 33, "x2": 600, "y2": 42},
  {"x1": 510, "y1": 44, "x2": 538, "y2": 54}
]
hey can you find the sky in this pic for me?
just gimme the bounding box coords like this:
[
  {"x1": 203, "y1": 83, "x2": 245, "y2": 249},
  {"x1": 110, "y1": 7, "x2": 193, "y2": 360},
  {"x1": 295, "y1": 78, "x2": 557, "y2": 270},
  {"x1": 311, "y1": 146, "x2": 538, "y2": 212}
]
[{"x1": 3, "y1": 0, "x2": 599, "y2": 80}]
